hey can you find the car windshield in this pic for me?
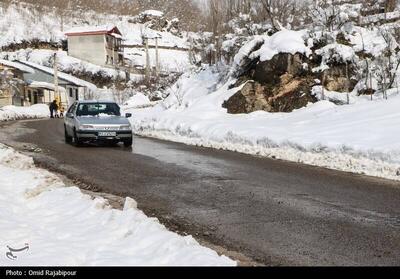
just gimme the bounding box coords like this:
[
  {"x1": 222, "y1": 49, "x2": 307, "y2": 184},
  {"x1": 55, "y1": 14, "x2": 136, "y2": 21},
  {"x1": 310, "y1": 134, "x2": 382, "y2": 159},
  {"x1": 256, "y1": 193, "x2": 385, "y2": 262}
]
[{"x1": 76, "y1": 103, "x2": 121, "y2": 117}]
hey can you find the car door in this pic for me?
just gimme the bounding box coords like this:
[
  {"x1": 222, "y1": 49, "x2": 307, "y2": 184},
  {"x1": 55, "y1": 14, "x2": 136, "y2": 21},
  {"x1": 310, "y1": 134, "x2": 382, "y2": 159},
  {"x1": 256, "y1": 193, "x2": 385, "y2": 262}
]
[{"x1": 65, "y1": 102, "x2": 77, "y2": 135}]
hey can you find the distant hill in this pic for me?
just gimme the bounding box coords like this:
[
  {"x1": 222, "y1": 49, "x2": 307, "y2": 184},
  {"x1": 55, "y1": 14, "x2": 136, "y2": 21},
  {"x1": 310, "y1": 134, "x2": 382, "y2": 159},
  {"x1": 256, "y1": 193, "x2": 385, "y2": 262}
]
[{"x1": 0, "y1": 0, "x2": 204, "y2": 31}]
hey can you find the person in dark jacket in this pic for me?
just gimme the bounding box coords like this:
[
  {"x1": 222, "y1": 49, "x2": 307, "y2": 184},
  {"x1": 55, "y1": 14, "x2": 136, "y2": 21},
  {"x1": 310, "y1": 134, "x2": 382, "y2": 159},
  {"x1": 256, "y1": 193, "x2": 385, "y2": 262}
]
[{"x1": 49, "y1": 100, "x2": 58, "y2": 118}]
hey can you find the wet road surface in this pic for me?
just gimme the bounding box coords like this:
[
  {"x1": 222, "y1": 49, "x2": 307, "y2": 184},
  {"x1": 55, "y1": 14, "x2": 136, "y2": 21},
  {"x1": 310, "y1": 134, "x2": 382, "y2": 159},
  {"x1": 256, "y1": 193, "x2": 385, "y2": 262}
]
[{"x1": 1, "y1": 119, "x2": 400, "y2": 266}]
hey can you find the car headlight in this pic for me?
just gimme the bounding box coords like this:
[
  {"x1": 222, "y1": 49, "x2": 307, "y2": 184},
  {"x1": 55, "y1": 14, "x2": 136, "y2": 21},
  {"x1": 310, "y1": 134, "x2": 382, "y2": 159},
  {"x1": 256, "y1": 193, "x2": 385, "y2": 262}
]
[
  {"x1": 79, "y1": 124, "x2": 95, "y2": 130},
  {"x1": 120, "y1": 125, "x2": 132, "y2": 131}
]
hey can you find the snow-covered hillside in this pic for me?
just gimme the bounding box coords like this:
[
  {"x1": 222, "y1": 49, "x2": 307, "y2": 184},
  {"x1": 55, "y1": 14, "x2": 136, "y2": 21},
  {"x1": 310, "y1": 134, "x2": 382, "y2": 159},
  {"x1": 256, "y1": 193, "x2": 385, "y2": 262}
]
[
  {"x1": 0, "y1": 3, "x2": 188, "y2": 49},
  {"x1": 126, "y1": 66, "x2": 400, "y2": 181},
  {"x1": 0, "y1": 2, "x2": 191, "y2": 75},
  {"x1": 125, "y1": 48, "x2": 190, "y2": 73},
  {"x1": 0, "y1": 144, "x2": 235, "y2": 266}
]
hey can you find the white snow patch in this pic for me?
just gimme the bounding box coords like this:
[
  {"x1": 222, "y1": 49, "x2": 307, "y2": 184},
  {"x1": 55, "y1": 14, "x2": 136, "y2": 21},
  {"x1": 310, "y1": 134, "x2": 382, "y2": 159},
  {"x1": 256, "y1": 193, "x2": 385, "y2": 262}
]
[
  {"x1": 0, "y1": 59, "x2": 34, "y2": 73},
  {"x1": 0, "y1": 144, "x2": 236, "y2": 266},
  {"x1": 123, "y1": 93, "x2": 152, "y2": 109},
  {"x1": 0, "y1": 104, "x2": 49, "y2": 121},
  {"x1": 251, "y1": 30, "x2": 311, "y2": 62},
  {"x1": 140, "y1": 10, "x2": 164, "y2": 18}
]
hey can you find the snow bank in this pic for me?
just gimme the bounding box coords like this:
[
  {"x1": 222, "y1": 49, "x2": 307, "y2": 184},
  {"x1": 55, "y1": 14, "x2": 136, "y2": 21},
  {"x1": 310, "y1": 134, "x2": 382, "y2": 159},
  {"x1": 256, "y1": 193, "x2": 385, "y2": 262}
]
[
  {"x1": 128, "y1": 68, "x2": 400, "y2": 181},
  {"x1": 140, "y1": 10, "x2": 164, "y2": 17},
  {"x1": 0, "y1": 144, "x2": 235, "y2": 266},
  {"x1": 125, "y1": 48, "x2": 190, "y2": 73},
  {"x1": 123, "y1": 93, "x2": 152, "y2": 109},
  {"x1": 233, "y1": 30, "x2": 311, "y2": 68},
  {"x1": 0, "y1": 105, "x2": 49, "y2": 121},
  {"x1": 347, "y1": 27, "x2": 388, "y2": 58},
  {"x1": 251, "y1": 30, "x2": 311, "y2": 62}
]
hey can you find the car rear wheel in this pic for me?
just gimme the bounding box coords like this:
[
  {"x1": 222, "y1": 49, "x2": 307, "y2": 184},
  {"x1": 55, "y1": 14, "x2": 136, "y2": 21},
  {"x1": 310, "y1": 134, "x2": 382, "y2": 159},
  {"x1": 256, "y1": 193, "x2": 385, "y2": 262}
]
[{"x1": 64, "y1": 126, "x2": 72, "y2": 144}]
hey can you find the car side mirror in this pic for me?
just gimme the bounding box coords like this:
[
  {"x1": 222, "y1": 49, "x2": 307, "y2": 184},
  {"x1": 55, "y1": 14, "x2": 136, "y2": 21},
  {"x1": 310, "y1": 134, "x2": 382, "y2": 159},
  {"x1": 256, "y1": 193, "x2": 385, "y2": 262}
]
[
  {"x1": 125, "y1": 113, "x2": 132, "y2": 118},
  {"x1": 66, "y1": 113, "x2": 74, "y2": 118}
]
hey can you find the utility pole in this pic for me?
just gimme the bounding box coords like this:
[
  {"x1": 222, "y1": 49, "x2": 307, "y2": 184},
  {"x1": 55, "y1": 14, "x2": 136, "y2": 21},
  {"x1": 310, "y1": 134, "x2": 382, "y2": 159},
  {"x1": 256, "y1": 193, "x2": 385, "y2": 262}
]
[
  {"x1": 145, "y1": 37, "x2": 150, "y2": 84},
  {"x1": 53, "y1": 52, "x2": 60, "y2": 106},
  {"x1": 155, "y1": 36, "x2": 159, "y2": 77},
  {"x1": 189, "y1": 35, "x2": 193, "y2": 65},
  {"x1": 321, "y1": 71, "x2": 326, "y2": 101},
  {"x1": 346, "y1": 62, "x2": 350, "y2": 104}
]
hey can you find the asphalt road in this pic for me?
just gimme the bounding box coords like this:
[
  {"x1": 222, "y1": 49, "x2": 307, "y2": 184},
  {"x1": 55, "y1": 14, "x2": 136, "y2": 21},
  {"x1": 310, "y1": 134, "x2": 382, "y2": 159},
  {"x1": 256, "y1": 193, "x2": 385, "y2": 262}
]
[{"x1": 1, "y1": 119, "x2": 400, "y2": 266}]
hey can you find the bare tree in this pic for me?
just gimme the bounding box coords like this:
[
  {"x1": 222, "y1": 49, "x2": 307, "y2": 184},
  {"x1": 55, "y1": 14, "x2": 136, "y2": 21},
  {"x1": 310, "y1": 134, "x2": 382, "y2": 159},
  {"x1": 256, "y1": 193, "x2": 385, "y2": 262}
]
[{"x1": 310, "y1": 0, "x2": 349, "y2": 33}]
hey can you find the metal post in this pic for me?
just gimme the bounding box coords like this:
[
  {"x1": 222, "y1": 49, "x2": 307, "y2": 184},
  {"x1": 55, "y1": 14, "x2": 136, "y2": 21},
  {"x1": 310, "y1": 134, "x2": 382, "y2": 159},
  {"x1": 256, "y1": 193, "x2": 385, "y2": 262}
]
[
  {"x1": 155, "y1": 37, "x2": 159, "y2": 77},
  {"x1": 370, "y1": 73, "x2": 373, "y2": 101},
  {"x1": 145, "y1": 38, "x2": 150, "y2": 83},
  {"x1": 321, "y1": 71, "x2": 326, "y2": 101},
  {"x1": 53, "y1": 52, "x2": 60, "y2": 106},
  {"x1": 346, "y1": 62, "x2": 350, "y2": 104}
]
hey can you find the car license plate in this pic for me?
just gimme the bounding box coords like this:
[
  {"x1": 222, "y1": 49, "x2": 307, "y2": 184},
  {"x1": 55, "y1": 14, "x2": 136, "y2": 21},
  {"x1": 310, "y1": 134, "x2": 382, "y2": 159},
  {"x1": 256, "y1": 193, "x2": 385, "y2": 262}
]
[{"x1": 99, "y1": 132, "x2": 116, "y2": 137}]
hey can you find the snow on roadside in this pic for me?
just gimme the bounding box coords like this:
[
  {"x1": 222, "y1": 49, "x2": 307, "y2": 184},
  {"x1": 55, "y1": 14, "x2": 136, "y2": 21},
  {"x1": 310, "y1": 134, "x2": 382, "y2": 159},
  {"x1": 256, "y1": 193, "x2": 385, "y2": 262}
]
[
  {"x1": 0, "y1": 104, "x2": 49, "y2": 121},
  {"x1": 122, "y1": 93, "x2": 153, "y2": 109},
  {"x1": 0, "y1": 144, "x2": 235, "y2": 266},
  {"x1": 128, "y1": 68, "x2": 400, "y2": 181}
]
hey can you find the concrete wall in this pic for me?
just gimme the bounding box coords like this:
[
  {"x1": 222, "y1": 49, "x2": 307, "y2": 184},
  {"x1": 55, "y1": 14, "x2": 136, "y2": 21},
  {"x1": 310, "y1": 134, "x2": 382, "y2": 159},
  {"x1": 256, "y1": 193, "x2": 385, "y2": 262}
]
[{"x1": 68, "y1": 35, "x2": 107, "y2": 66}]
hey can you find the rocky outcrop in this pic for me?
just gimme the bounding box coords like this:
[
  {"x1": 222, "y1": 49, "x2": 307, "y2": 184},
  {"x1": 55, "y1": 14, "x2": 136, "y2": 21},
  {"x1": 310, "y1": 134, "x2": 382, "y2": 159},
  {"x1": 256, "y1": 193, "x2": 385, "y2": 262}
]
[
  {"x1": 323, "y1": 64, "x2": 357, "y2": 92},
  {"x1": 253, "y1": 53, "x2": 306, "y2": 85},
  {"x1": 129, "y1": 11, "x2": 181, "y2": 37},
  {"x1": 223, "y1": 72, "x2": 317, "y2": 114},
  {"x1": 223, "y1": 81, "x2": 273, "y2": 113},
  {"x1": 224, "y1": 52, "x2": 317, "y2": 113}
]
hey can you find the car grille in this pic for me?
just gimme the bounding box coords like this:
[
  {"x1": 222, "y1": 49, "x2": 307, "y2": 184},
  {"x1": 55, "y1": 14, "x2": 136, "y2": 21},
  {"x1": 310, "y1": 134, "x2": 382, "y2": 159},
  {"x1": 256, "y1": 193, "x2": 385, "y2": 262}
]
[{"x1": 93, "y1": 125, "x2": 121, "y2": 131}]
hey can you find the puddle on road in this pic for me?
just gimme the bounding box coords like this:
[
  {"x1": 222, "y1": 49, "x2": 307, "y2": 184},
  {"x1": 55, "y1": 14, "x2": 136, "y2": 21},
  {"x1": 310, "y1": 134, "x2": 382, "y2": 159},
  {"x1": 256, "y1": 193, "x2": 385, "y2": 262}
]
[{"x1": 131, "y1": 136, "x2": 238, "y2": 177}]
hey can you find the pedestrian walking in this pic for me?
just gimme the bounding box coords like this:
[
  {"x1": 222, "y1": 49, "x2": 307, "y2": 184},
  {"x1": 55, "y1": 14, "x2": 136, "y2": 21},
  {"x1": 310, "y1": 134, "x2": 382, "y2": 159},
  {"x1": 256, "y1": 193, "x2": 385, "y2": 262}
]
[
  {"x1": 49, "y1": 100, "x2": 58, "y2": 119},
  {"x1": 59, "y1": 105, "x2": 65, "y2": 118}
]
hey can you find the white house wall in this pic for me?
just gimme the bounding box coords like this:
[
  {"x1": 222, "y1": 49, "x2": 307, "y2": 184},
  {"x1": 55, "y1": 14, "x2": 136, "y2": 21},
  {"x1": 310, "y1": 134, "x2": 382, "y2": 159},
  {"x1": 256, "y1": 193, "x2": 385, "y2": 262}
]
[{"x1": 68, "y1": 35, "x2": 107, "y2": 66}]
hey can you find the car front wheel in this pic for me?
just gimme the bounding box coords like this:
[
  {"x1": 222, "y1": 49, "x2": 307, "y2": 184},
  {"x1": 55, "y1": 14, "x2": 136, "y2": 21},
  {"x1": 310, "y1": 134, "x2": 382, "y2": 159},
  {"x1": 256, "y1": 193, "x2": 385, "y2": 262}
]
[
  {"x1": 73, "y1": 129, "x2": 82, "y2": 147},
  {"x1": 123, "y1": 138, "x2": 133, "y2": 148}
]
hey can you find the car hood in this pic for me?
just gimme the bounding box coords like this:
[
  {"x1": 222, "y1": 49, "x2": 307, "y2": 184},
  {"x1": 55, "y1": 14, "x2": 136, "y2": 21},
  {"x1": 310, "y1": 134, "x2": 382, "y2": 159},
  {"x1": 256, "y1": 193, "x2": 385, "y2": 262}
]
[{"x1": 77, "y1": 116, "x2": 131, "y2": 125}]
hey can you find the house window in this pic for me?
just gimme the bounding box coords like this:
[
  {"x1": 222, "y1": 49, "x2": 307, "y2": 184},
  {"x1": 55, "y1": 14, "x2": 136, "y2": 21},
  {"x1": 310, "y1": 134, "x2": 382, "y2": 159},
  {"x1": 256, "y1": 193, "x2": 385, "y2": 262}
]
[
  {"x1": 69, "y1": 88, "x2": 73, "y2": 98},
  {"x1": 106, "y1": 55, "x2": 109, "y2": 64},
  {"x1": 75, "y1": 89, "x2": 79, "y2": 101},
  {"x1": 111, "y1": 57, "x2": 114, "y2": 65}
]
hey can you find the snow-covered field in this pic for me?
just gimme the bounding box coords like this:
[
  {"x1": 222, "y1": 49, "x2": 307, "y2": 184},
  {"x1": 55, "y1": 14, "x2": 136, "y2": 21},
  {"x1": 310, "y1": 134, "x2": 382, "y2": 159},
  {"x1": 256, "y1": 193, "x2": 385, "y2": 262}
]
[
  {"x1": 0, "y1": 104, "x2": 49, "y2": 121},
  {"x1": 127, "y1": 68, "x2": 400, "y2": 181},
  {"x1": 125, "y1": 48, "x2": 191, "y2": 73},
  {"x1": 0, "y1": 144, "x2": 235, "y2": 266}
]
